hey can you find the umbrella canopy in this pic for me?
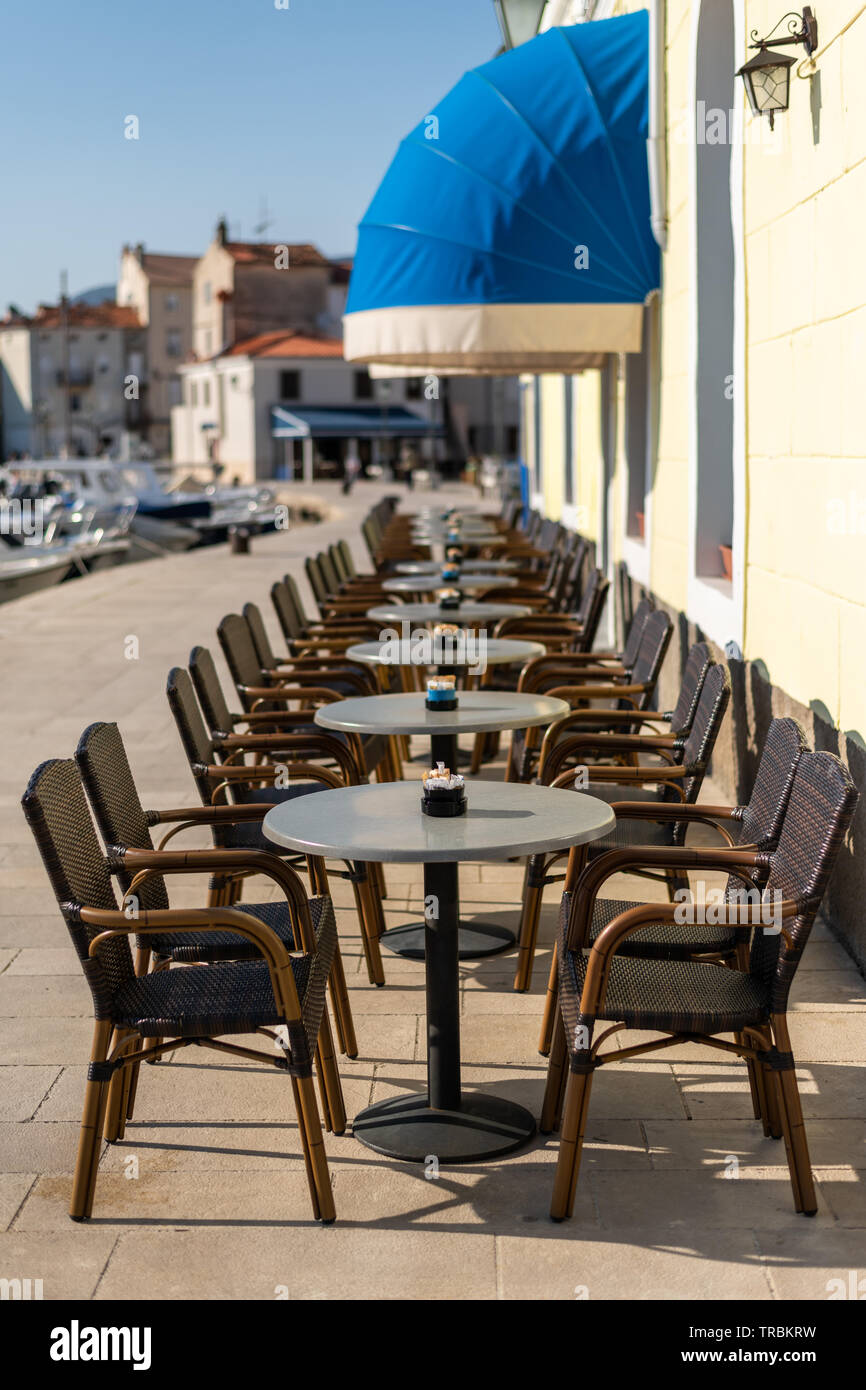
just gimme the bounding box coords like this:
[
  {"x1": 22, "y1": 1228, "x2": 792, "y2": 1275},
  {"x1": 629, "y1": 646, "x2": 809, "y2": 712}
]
[{"x1": 344, "y1": 13, "x2": 660, "y2": 373}]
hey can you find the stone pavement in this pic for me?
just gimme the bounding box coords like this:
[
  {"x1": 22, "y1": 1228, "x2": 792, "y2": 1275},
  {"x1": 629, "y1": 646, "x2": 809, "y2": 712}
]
[{"x1": 0, "y1": 480, "x2": 864, "y2": 1301}]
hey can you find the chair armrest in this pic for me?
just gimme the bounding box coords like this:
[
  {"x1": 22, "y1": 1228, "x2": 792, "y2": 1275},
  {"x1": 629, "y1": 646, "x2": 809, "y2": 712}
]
[
  {"x1": 608, "y1": 801, "x2": 737, "y2": 821},
  {"x1": 110, "y1": 846, "x2": 315, "y2": 950},
  {"x1": 240, "y1": 685, "x2": 340, "y2": 703},
  {"x1": 148, "y1": 803, "x2": 272, "y2": 825},
  {"x1": 543, "y1": 682, "x2": 651, "y2": 702},
  {"x1": 550, "y1": 764, "x2": 687, "y2": 790}
]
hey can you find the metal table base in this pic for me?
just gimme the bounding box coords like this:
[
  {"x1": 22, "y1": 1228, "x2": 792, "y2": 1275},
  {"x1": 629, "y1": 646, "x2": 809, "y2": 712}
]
[
  {"x1": 353, "y1": 859, "x2": 535, "y2": 1162},
  {"x1": 384, "y1": 729, "x2": 516, "y2": 961}
]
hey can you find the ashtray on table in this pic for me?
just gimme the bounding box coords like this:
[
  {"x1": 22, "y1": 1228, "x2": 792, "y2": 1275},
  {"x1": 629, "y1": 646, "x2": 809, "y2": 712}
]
[
  {"x1": 426, "y1": 675, "x2": 458, "y2": 711},
  {"x1": 435, "y1": 586, "x2": 463, "y2": 611},
  {"x1": 421, "y1": 763, "x2": 467, "y2": 817}
]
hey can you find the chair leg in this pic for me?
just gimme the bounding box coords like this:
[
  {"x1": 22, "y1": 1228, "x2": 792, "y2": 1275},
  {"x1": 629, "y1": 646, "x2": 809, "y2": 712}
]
[
  {"x1": 758, "y1": 1027, "x2": 784, "y2": 1139},
  {"x1": 772, "y1": 1015, "x2": 817, "y2": 1215},
  {"x1": 750, "y1": 1046, "x2": 771, "y2": 1130},
  {"x1": 365, "y1": 868, "x2": 388, "y2": 941},
  {"x1": 294, "y1": 1074, "x2": 336, "y2": 1223},
  {"x1": 733, "y1": 944, "x2": 763, "y2": 1123},
  {"x1": 314, "y1": 1047, "x2": 333, "y2": 1133},
  {"x1": 316, "y1": 1009, "x2": 346, "y2": 1135},
  {"x1": 538, "y1": 946, "x2": 560, "y2": 1055},
  {"x1": 469, "y1": 732, "x2": 485, "y2": 776},
  {"x1": 291, "y1": 1074, "x2": 322, "y2": 1217},
  {"x1": 125, "y1": 948, "x2": 150, "y2": 1120},
  {"x1": 550, "y1": 1067, "x2": 594, "y2": 1221},
  {"x1": 70, "y1": 1019, "x2": 113, "y2": 1221},
  {"x1": 513, "y1": 857, "x2": 545, "y2": 992},
  {"x1": 370, "y1": 859, "x2": 387, "y2": 903},
  {"x1": 351, "y1": 878, "x2": 377, "y2": 984},
  {"x1": 103, "y1": 1029, "x2": 134, "y2": 1143},
  {"x1": 328, "y1": 941, "x2": 358, "y2": 1058},
  {"x1": 540, "y1": 1012, "x2": 568, "y2": 1133},
  {"x1": 355, "y1": 872, "x2": 386, "y2": 986},
  {"x1": 483, "y1": 731, "x2": 501, "y2": 764}
]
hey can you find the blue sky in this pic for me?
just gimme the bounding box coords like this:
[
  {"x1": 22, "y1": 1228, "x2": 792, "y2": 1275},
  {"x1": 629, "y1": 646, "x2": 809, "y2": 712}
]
[{"x1": 0, "y1": 0, "x2": 501, "y2": 313}]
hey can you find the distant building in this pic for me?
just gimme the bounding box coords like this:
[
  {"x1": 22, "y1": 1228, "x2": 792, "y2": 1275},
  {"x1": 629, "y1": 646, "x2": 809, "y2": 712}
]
[
  {"x1": 117, "y1": 245, "x2": 196, "y2": 453},
  {"x1": 0, "y1": 301, "x2": 146, "y2": 458},
  {"x1": 192, "y1": 218, "x2": 347, "y2": 361},
  {"x1": 171, "y1": 330, "x2": 444, "y2": 484}
]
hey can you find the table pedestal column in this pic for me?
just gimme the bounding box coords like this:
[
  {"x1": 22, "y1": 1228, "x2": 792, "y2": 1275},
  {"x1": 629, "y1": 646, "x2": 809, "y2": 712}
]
[
  {"x1": 353, "y1": 860, "x2": 536, "y2": 1163},
  {"x1": 382, "y1": 732, "x2": 516, "y2": 961}
]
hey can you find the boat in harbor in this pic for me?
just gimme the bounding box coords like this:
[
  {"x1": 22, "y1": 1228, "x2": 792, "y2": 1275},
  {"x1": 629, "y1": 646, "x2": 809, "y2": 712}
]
[
  {"x1": 115, "y1": 463, "x2": 280, "y2": 545},
  {"x1": 0, "y1": 535, "x2": 75, "y2": 603},
  {"x1": 0, "y1": 460, "x2": 136, "y2": 571}
]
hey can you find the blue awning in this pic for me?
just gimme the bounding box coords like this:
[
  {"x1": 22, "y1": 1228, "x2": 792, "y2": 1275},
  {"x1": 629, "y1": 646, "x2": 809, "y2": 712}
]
[
  {"x1": 270, "y1": 404, "x2": 442, "y2": 439},
  {"x1": 344, "y1": 13, "x2": 659, "y2": 372}
]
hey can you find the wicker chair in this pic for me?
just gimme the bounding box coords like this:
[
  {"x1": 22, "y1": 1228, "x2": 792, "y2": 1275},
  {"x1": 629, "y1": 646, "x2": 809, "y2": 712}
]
[
  {"x1": 519, "y1": 660, "x2": 731, "y2": 1004},
  {"x1": 492, "y1": 565, "x2": 609, "y2": 651},
  {"x1": 167, "y1": 664, "x2": 389, "y2": 986},
  {"x1": 217, "y1": 612, "x2": 398, "y2": 782},
  {"x1": 507, "y1": 608, "x2": 673, "y2": 784},
  {"x1": 271, "y1": 576, "x2": 378, "y2": 652},
  {"x1": 467, "y1": 569, "x2": 609, "y2": 774},
  {"x1": 22, "y1": 758, "x2": 341, "y2": 1224},
  {"x1": 544, "y1": 749, "x2": 859, "y2": 1221},
  {"x1": 75, "y1": 720, "x2": 357, "y2": 1060},
  {"x1": 305, "y1": 554, "x2": 387, "y2": 620},
  {"x1": 243, "y1": 600, "x2": 380, "y2": 691},
  {"x1": 533, "y1": 640, "x2": 713, "y2": 782}
]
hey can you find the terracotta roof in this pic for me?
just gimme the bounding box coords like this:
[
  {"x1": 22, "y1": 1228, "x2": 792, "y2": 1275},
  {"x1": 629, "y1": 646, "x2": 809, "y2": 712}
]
[
  {"x1": 221, "y1": 330, "x2": 344, "y2": 360},
  {"x1": 139, "y1": 253, "x2": 196, "y2": 286},
  {"x1": 224, "y1": 241, "x2": 331, "y2": 270},
  {"x1": 2, "y1": 301, "x2": 142, "y2": 330}
]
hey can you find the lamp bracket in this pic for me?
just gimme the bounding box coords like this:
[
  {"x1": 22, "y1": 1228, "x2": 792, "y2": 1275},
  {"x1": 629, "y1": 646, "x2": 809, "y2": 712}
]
[{"x1": 748, "y1": 6, "x2": 818, "y2": 53}]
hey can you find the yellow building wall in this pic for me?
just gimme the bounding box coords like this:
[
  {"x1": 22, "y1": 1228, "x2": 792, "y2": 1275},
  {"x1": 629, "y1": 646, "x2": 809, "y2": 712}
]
[{"x1": 742, "y1": 0, "x2": 866, "y2": 733}]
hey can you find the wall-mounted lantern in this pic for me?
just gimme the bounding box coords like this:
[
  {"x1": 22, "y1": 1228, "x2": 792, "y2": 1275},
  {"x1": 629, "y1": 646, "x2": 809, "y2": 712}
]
[
  {"x1": 736, "y1": 7, "x2": 818, "y2": 129},
  {"x1": 493, "y1": 0, "x2": 547, "y2": 51}
]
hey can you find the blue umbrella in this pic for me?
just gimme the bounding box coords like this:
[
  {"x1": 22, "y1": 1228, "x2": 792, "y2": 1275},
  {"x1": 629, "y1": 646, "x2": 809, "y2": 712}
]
[{"x1": 344, "y1": 13, "x2": 660, "y2": 372}]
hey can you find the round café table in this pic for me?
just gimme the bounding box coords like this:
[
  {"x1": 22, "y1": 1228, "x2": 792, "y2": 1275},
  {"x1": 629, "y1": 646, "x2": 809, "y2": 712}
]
[
  {"x1": 263, "y1": 780, "x2": 614, "y2": 1162},
  {"x1": 314, "y1": 690, "x2": 568, "y2": 959},
  {"x1": 367, "y1": 601, "x2": 530, "y2": 627},
  {"x1": 413, "y1": 531, "x2": 505, "y2": 549},
  {"x1": 345, "y1": 637, "x2": 544, "y2": 673},
  {"x1": 395, "y1": 558, "x2": 517, "y2": 575},
  {"x1": 382, "y1": 573, "x2": 518, "y2": 596}
]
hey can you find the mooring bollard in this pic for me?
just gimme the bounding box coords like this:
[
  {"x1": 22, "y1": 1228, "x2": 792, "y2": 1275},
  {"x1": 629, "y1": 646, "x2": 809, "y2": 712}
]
[{"x1": 229, "y1": 526, "x2": 251, "y2": 555}]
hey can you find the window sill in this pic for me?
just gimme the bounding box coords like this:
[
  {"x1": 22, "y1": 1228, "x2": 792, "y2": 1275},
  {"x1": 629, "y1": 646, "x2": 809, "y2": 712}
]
[{"x1": 688, "y1": 573, "x2": 741, "y2": 649}]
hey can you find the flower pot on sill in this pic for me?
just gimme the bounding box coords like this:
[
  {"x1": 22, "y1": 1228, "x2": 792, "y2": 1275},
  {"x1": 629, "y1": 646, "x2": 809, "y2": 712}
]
[
  {"x1": 635, "y1": 511, "x2": 645, "y2": 539},
  {"x1": 719, "y1": 545, "x2": 733, "y2": 581}
]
